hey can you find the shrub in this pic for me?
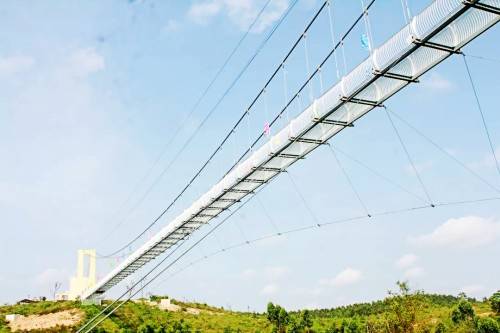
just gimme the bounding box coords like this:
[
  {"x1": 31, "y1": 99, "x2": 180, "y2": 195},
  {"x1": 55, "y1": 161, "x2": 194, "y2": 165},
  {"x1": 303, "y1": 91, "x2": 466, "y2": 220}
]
[
  {"x1": 476, "y1": 317, "x2": 500, "y2": 333},
  {"x1": 170, "y1": 319, "x2": 192, "y2": 333},
  {"x1": 149, "y1": 295, "x2": 167, "y2": 303},
  {"x1": 434, "y1": 322, "x2": 446, "y2": 333},
  {"x1": 137, "y1": 321, "x2": 157, "y2": 333}
]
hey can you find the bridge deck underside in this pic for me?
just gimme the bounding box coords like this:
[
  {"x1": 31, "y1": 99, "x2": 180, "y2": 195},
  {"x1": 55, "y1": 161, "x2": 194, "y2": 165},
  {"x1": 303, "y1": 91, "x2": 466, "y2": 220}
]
[{"x1": 83, "y1": 0, "x2": 500, "y2": 299}]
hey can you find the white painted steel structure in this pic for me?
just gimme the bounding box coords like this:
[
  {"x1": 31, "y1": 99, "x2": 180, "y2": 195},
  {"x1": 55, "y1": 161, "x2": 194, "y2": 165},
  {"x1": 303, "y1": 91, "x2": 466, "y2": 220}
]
[{"x1": 82, "y1": 0, "x2": 500, "y2": 300}]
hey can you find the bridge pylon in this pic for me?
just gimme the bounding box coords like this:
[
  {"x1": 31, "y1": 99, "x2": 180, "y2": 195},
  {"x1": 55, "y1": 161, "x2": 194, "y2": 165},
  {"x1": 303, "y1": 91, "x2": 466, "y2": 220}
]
[{"x1": 56, "y1": 249, "x2": 97, "y2": 301}]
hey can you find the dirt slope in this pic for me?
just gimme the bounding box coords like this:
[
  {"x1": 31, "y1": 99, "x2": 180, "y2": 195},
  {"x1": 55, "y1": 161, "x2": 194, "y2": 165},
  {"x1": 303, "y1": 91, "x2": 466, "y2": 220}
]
[{"x1": 7, "y1": 309, "x2": 83, "y2": 332}]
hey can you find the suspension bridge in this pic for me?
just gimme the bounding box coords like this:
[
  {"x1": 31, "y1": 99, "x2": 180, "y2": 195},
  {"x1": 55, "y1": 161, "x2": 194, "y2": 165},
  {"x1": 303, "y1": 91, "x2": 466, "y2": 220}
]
[{"x1": 76, "y1": 0, "x2": 499, "y2": 331}]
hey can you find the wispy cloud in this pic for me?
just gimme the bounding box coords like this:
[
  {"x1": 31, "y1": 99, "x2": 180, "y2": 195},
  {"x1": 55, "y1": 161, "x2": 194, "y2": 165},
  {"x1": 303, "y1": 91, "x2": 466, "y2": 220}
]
[
  {"x1": 395, "y1": 254, "x2": 424, "y2": 279},
  {"x1": 188, "y1": 1, "x2": 222, "y2": 25},
  {"x1": 404, "y1": 161, "x2": 433, "y2": 176},
  {"x1": 265, "y1": 266, "x2": 290, "y2": 280},
  {"x1": 187, "y1": 0, "x2": 289, "y2": 33},
  {"x1": 163, "y1": 19, "x2": 181, "y2": 34},
  {"x1": 320, "y1": 267, "x2": 362, "y2": 287},
  {"x1": 468, "y1": 147, "x2": 500, "y2": 170},
  {"x1": 35, "y1": 268, "x2": 70, "y2": 287},
  {"x1": 403, "y1": 266, "x2": 425, "y2": 279},
  {"x1": 293, "y1": 286, "x2": 324, "y2": 298},
  {"x1": 420, "y1": 72, "x2": 454, "y2": 92},
  {"x1": 460, "y1": 284, "x2": 485, "y2": 297},
  {"x1": 68, "y1": 47, "x2": 105, "y2": 77},
  {"x1": 0, "y1": 45, "x2": 144, "y2": 259},
  {"x1": 396, "y1": 254, "x2": 419, "y2": 269},
  {"x1": 411, "y1": 216, "x2": 500, "y2": 249},
  {"x1": 260, "y1": 283, "x2": 279, "y2": 295},
  {"x1": 240, "y1": 266, "x2": 290, "y2": 283},
  {"x1": 0, "y1": 55, "x2": 35, "y2": 76},
  {"x1": 240, "y1": 268, "x2": 257, "y2": 279},
  {"x1": 251, "y1": 0, "x2": 288, "y2": 33}
]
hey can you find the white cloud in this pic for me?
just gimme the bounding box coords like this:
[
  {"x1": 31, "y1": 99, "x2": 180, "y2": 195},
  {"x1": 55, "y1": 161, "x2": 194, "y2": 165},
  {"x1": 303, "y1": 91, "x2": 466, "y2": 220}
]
[
  {"x1": 421, "y1": 72, "x2": 454, "y2": 91},
  {"x1": 411, "y1": 216, "x2": 500, "y2": 249},
  {"x1": 396, "y1": 254, "x2": 419, "y2": 269},
  {"x1": 251, "y1": 0, "x2": 288, "y2": 33},
  {"x1": 320, "y1": 267, "x2": 362, "y2": 287},
  {"x1": 187, "y1": 0, "x2": 289, "y2": 33},
  {"x1": 0, "y1": 43, "x2": 149, "y2": 302},
  {"x1": 188, "y1": 1, "x2": 222, "y2": 24},
  {"x1": 260, "y1": 283, "x2": 278, "y2": 295},
  {"x1": 68, "y1": 48, "x2": 105, "y2": 77},
  {"x1": 403, "y1": 266, "x2": 425, "y2": 279},
  {"x1": 0, "y1": 55, "x2": 35, "y2": 76}
]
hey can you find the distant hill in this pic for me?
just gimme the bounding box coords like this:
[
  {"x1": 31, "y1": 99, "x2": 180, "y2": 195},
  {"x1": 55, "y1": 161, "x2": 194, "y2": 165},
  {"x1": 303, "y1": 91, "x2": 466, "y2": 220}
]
[{"x1": 1, "y1": 284, "x2": 499, "y2": 332}]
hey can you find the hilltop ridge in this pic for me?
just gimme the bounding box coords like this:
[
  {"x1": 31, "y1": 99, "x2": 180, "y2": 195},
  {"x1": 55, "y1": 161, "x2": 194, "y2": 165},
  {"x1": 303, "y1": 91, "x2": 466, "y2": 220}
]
[{"x1": 0, "y1": 284, "x2": 499, "y2": 332}]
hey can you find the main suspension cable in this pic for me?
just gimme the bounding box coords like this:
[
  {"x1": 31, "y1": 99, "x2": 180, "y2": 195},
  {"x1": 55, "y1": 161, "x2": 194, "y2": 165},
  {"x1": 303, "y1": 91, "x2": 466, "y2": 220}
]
[
  {"x1": 99, "y1": 0, "x2": 370, "y2": 258},
  {"x1": 98, "y1": 0, "x2": 302, "y2": 257},
  {"x1": 226, "y1": 0, "x2": 376, "y2": 175},
  {"x1": 97, "y1": 0, "x2": 277, "y2": 245}
]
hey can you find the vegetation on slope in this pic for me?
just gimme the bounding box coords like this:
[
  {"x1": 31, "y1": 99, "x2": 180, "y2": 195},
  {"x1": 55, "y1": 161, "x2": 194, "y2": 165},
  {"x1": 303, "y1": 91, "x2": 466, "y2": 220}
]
[{"x1": 0, "y1": 282, "x2": 498, "y2": 333}]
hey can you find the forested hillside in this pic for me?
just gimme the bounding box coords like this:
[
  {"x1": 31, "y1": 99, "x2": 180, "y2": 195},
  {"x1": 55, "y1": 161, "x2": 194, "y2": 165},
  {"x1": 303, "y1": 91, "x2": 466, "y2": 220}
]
[{"x1": 1, "y1": 283, "x2": 499, "y2": 333}]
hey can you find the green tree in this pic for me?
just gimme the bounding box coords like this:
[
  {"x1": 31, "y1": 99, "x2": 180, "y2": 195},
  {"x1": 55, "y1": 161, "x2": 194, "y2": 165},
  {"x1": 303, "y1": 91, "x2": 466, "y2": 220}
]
[
  {"x1": 490, "y1": 291, "x2": 500, "y2": 314},
  {"x1": 300, "y1": 310, "x2": 313, "y2": 332},
  {"x1": 451, "y1": 300, "x2": 475, "y2": 324},
  {"x1": 288, "y1": 310, "x2": 314, "y2": 333},
  {"x1": 288, "y1": 318, "x2": 302, "y2": 333},
  {"x1": 340, "y1": 317, "x2": 364, "y2": 333},
  {"x1": 325, "y1": 318, "x2": 364, "y2": 333},
  {"x1": 267, "y1": 302, "x2": 290, "y2": 333},
  {"x1": 385, "y1": 281, "x2": 425, "y2": 333}
]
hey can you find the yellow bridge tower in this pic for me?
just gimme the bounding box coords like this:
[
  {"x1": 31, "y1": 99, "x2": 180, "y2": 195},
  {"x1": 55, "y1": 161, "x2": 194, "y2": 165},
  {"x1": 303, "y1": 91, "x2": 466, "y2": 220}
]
[{"x1": 57, "y1": 249, "x2": 96, "y2": 300}]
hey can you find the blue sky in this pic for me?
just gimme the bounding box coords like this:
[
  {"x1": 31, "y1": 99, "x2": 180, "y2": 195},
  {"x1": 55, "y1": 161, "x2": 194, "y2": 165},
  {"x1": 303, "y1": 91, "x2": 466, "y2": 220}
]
[{"x1": 1, "y1": 0, "x2": 499, "y2": 311}]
